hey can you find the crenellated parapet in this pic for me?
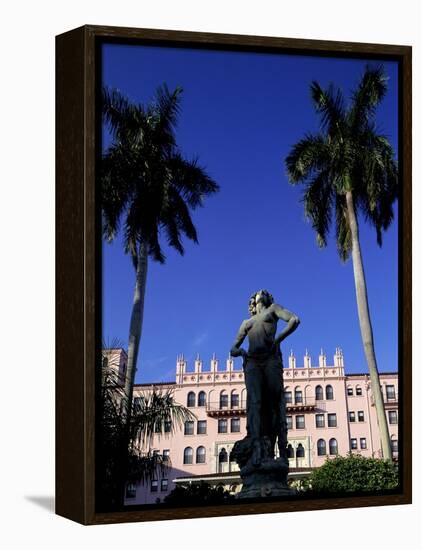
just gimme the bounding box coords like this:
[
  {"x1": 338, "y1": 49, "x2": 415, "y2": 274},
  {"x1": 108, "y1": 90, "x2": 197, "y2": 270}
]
[
  {"x1": 176, "y1": 353, "x2": 245, "y2": 385},
  {"x1": 283, "y1": 347, "x2": 345, "y2": 380},
  {"x1": 176, "y1": 348, "x2": 345, "y2": 385}
]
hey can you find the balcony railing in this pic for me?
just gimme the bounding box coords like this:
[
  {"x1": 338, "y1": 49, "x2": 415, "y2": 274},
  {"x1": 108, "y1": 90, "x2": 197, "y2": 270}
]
[
  {"x1": 206, "y1": 402, "x2": 246, "y2": 417},
  {"x1": 286, "y1": 398, "x2": 326, "y2": 412},
  {"x1": 206, "y1": 398, "x2": 326, "y2": 416}
]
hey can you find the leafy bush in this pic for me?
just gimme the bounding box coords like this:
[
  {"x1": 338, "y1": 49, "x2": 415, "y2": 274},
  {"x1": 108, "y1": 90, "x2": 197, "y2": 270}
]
[
  {"x1": 164, "y1": 482, "x2": 235, "y2": 506},
  {"x1": 310, "y1": 454, "x2": 399, "y2": 494}
]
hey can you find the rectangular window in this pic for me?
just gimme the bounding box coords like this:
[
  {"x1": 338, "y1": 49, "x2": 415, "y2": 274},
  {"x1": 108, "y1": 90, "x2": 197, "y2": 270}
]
[
  {"x1": 286, "y1": 415, "x2": 292, "y2": 430},
  {"x1": 220, "y1": 394, "x2": 229, "y2": 408},
  {"x1": 161, "y1": 479, "x2": 168, "y2": 492},
  {"x1": 358, "y1": 411, "x2": 365, "y2": 422},
  {"x1": 218, "y1": 419, "x2": 228, "y2": 433},
  {"x1": 154, "y1": 420, "x2": 162, "y2": 433},
  {"x1": 327, "y1": 413, "x2": 337, "y2": 427},
  {"x1": 388, "y1": 410, "x2": 398, "y2": 424},
  {"x1": 296, "y1": 415, "x2": 305, "y2": 429},
  {"x1": 197, "y1": 420, "x2": 207, "y2": 434},
  {"x1": 184, "y1": 421, "x2": 194, "y2": 435},
  {"x1": 231, "y1": 418, "x2": 240, "y2": 432},
  {"x1": 349, "y1": 411, "x2": 356, "y2": 422},
  {"x1": 285, "y1": 391, "x2": 292, "y2": 404},
  {"x1": 360, "y1": 438, "x2": 367, "y2": 449},
  {"x1": 163, "y1": 449, "x2": 170, "y2": 461},
  {"x1": 350, "y1": 438, "x2": 358, "y2": 450},
  {"x1": 164, "y1": 420, "x2": 172, "y2": 433},
  {"x1": 315, "y1": 414, "x2": 325, "y2": 428},
  {"x1": 386, "y1": 385, "x2": 396, "y2": 401},
  {"x1": 151, "y1": 480, "x2": 158, "y2": 492},
  {"x1": 356, "y1": 387, "x2": 362, "y2": 396},
  {"x1": 347, "y1": 387, "x2": 353, "y2": 396},
  {"x1": 391, "y1": 439, "x2": 399, "y2": 452},
  {"x1": 153, "y1": 449, "x2": 160, "y2": 457},
  {"x1": 125, "y1": 483, "x2": 136, "y2": 499}
]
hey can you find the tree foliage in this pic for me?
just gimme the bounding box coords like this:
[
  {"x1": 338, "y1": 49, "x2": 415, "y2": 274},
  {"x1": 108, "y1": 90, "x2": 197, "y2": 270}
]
[
  {"x1": 96, "y1": 346, "x2": 195, "y2": 510},
  {"x1": 285, "y1": 65, "x2": 398, "y2": 261},
  {"x1": 310, "y1": 454, "x2": 399, "y2": 494},
  {"x1": 101, "y1": 84, "x2": 219, "y2": 266},
  {"x1": 163, "y1": 482, "x2": 235, "y2": 506}
]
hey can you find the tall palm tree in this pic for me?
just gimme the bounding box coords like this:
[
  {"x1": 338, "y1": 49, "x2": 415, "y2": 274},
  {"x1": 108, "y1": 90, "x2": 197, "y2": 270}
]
[
  {"x1": 285, "y1": 66, "x2": 398, "y2": 460},
  {"x1": 101, "y1": 85, "x2": 219, "y2": 421}
]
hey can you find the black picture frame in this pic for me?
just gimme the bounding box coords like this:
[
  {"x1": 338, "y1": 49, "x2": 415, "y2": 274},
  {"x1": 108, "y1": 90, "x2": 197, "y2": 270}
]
[{"x1": 56, "y1": 24, "x2": 412, "y2": 525}]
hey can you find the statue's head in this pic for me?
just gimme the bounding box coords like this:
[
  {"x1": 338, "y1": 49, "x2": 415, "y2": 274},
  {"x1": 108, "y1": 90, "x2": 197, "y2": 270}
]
[{"x1": 248, "y1": 289, "x2": 274, "y2": 316}]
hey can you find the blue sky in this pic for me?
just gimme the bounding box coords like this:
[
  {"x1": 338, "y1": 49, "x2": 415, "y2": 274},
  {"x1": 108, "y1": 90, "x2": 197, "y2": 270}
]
[{"x1": 101, "y1": 44, "x2": 399, "y2": 384}]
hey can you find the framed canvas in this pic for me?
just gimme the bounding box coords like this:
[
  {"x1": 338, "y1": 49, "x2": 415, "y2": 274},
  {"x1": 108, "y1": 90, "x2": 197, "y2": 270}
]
[{"x1": 56, "y1": 25, "x2": 412, "y2": 525}]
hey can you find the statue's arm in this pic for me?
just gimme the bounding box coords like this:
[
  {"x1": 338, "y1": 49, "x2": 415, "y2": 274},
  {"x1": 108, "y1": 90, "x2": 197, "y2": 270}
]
[
  {"x1": 273, "y1": 304, "x2": 300, "y2": 344},
  {"x1": 230, "y1": 320, "x2": 249, "y2": 359}
]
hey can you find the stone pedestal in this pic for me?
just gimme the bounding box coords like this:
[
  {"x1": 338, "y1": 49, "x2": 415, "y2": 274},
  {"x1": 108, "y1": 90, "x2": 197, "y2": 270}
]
[
  {"x1": 237, "y1": 457, "x2": 294, "y2": 499},
  {"x1": 232, "y1": 436, "x2": 295, "y2": 499}
]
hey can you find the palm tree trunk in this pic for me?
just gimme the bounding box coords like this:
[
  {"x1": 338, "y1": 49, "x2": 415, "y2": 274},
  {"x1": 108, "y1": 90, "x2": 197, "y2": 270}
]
[
  {"x1": 124, "y1": 241, "x2": 149, "y2": 415},
  {"x1": 114, "y1": 241, "x2": 148, "y2": 507},
  {"x1": 345, "y1": 191, "x2": 392, "y2": 461}
]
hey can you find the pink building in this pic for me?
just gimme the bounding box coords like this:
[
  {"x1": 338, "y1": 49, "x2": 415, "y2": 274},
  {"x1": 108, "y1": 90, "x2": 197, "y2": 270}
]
[{"x1": 112, "y1": 348, "x2": 399, "y2": 505}]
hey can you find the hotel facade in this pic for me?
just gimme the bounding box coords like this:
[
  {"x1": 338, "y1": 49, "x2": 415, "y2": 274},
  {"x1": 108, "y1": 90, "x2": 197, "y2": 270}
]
[{"x1": 106, "y1": 348, "x2": 399, "y2": 505}]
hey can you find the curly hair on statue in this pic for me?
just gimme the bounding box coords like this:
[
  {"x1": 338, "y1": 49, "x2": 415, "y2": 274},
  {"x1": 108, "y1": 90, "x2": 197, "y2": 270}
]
[{"x1": 248, "y1": 289, "x2": 274, "y2": 316}]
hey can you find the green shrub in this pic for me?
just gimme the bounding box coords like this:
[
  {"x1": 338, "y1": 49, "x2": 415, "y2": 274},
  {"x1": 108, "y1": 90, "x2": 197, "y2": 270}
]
[{"x1": 310, "y1": 454, "x2": 399, "y2": 494}]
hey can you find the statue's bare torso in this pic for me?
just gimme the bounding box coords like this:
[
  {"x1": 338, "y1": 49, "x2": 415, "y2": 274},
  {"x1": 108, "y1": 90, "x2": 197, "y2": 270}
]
[{"x1": 231, "y1": 302, "x2": 300, "y2": 359}]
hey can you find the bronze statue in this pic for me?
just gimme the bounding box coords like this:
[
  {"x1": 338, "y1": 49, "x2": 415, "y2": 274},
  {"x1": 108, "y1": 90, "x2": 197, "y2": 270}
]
[{"x1": 230, "y1": 290, "x2": 300, "y2": 497}]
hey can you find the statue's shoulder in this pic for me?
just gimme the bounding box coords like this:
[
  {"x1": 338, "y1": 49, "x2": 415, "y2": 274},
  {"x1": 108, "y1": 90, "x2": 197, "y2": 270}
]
[
  {"x1": 241, "y1": 317, "x2": 252, "y2": 329},
  {"x1": 269, "y1": 303, "x2": 283, "y2": 314}
]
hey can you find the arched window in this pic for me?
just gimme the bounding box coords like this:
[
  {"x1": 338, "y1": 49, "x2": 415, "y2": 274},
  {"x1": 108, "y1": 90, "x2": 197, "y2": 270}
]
[
  {"x1": 296, "y1": 443, "x2": 305, "y2": 458},
  {"x1": 284, "y1": 389, "x2": 292, "y2": 404},
  {"x1": 220, "y1": 390, "x2": 228, "y2": 409},
  {"x1": 317, "y1": 439, "x2": 326, "y2": 456},
  {"x1": 219, "y1": 448, "x2": 228, "y2": 463},
  {"x1": 196, "y1": 446, "x2": 206, "y2": 463},
  {"x1": 295, "y1": 387, "x2": 303, "y2": 404},
  {"x1": 183, "y1": 447, "x2": 193, "y2": 464},
  {"x1": 329, "y1": 438, "x2": 338, "y2": 455},
  {"x1": 198, "y1": 391, "x2": 206, "y2": 407},
  {"x1": 326, "y1": 385, "x2": 334, "y2": 400},
  {"x1": 231, "y1": 391, "x2": 239, "y2": 408},
  {"x1": 356, "y1": 386, "x2": 363, "y2": 396},
  {"x1": 187, "y1": 391, "x2": 196, "y2": 407},
  {"x1": 315, "y1": 385, "x2": 324, "y2": 401},
  {"x1": 287, "y1": 444, "x2": 294, "y2": 458}
]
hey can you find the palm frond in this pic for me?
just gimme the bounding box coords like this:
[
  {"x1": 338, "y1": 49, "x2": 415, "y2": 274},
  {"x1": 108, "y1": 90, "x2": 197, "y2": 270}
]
[
  {"x1": 349, "y1": 65, "x2": 388, "y2": 132},
  {"x1": 167, "y1": 153, "x2": 219, "y2": 208},
  {"x1": 335, "y1": 195, "x2": 352, "y2": 261},
  {"x1": 302, "y1": 170, "x2": 334, "y2": 247},
  {"x1": 130, "y1": 388, "x2": 196, "y2": 449},
  {"x1": 102, "y1": 87, "x2": 145, "y2": 144},
  {"x1": 285, "y1": 134, "x2": 329, "y2": 183},
  {"x1": 310, "y1": 81, "x2": 346, "y2": 137}
]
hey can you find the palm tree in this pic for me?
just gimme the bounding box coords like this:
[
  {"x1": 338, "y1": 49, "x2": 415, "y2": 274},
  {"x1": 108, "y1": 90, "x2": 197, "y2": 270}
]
[
  {"x1": 101, "y1": 85, "x2": 219, "y2": 421},
  {"x1": 285, "y1": 66, "x2": 398, "y2": 460},
  {"x1": 97, "y1": 346, "x2": 196, "y2": 510}
]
